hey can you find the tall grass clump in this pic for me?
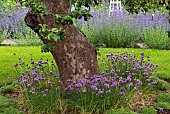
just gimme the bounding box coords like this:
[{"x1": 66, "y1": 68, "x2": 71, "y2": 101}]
[
  {"x1": 77, "y1": 7, "x2": 170, "y2": 49},
  {"x1": 15, "y1": 52, "x2": 160, "y2": 113}
]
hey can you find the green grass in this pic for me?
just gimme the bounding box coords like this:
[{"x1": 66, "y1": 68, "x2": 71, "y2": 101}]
[
  {"x1": 0, "y1": 95, "x2": 24, "y2": 113},
  {"x1": 0, "y1": 46, "x2": 170, "y2": 86},
  {"x1": 0, "y1": 46, "x2": 53, "y2": 86}
]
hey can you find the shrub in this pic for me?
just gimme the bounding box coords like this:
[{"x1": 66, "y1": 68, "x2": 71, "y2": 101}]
[
  {"x1": 139, "y1": 106, "x2": 157, "y2": 114},
  {"x1": 156, "y1": 93, "x2": 170, "y2": 103},
  {"x1": 77, "y1": 8, "x2": 170, "y2": 50},
  {"x1": 104, "y1": 108, "x2": 136, "y2": 114},
  {"x1": 78, "y1": 10, "x2": 140, "y2": 48},
  {"x1": 0, "y1": 96, "x2": 19, "y2": 113},
  {"x1": 0, "y1": 85, "x2": 14, "y2": 94},
  {"x1": 154, "y1": 102, "x2": 170, "y2": 110},
  {"x1": 151, "y1": 76, "x2": 170, "y2": 90},
  {"x1": 142, "y1": 27, "x2": 170, "y2": 50}
]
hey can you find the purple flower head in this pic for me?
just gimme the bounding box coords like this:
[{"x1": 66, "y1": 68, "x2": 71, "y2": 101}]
[
  {"x1": 116, "y1": 69, "x2": 120, "y2": 73},
  {"x1": 106, "y1": 90, "x2": 111, "y2": 94},
  {"x1": 18, "y1": 57, "x2": 21, "y2": 60},
  {"x1": 14, "y1": 63, "x2": 18, "y2": 67},
  {"x1": 48, "y1": 82, "x2": 52, "y2": 85},
  {"x1": 147, "y1": 102, "x2": 150, "y2": 107},
  {"x1": 91, "y1": 85, "x2": 98, "y2": 90},
  {"x1": 98, "y1": 90, "x2": 104, "y2": 94},
  {"x1": 43, "y1": 94, "x2": 46, "y2": 97},
  {"x1": 148, "y1": 83, "x2": 151, "y2": 86},
  {"x1": 27, "y1": 84, "x2": 31, "y2": 87},
  {"x1": 104, "y1": 83, "x2": 110, "y2": 88},
  {"x1": 75, "y1": 83, "x2": 83, "y2": 88},
  {"x1": 82, "y1": 89, "x2": 87, "y2": 93},
  {"x1": 110, "y1": 70, "x2": 115, "y2": 74},
  {"x1": 119, "y1": 92, "x2": 125, "y2": 95},
  {"x1": 159, "y1": 108, "x2": 163, "y2": 112},
  {"x1": 45, "y1": 89, "x2": 48, "y2": 92},
  {"x1": 134, "y1": 96, "x2": 138, "y2": 99},
  {"x1": 26, "y1": 100, "x2": 29, "y2": 103},
  {"x1": 31, "y1": 61, "x2": 34, "y2": 64},
  {"x1": 152, "y1": 80, "x2": 157, "y2": 85},
  {"x1": 133, "y1": 87, "x2": 137, "y2": 90}
]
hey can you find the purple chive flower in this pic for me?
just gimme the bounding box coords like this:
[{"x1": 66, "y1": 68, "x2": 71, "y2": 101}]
[
  {"x1": 104, "y1": 83, "x2": 110, "y2": 88},
  {"x1": 91, "y1": 85, "x2": 98, "y2": 90},
  {"x1": 14, "y1": 63, "x2": 18, "y2": 67},
  {"x1": 45, "y1": 89, "x2": 48, "y2": 92},
  {"x1": 119, "y1": 92, "x2": 125, "y2": 95},
  {"x1": 31, "y1": 61, "x2": 34, "y2": 64},
  {"x1": 82, "y1": 89, "x2": 87, "y2": 93},
  {"x1": 148, "y1": 83, "x2": 151, "y2": 86},
  {"x1": 43, "y1": 94, "x2": 46, "y2": 97},
  {"x1": 106, "y1": 90, "x2": 111, "y2": 94},
  {"x1": 147, "y1": 102, "x2": 150, "y2": 107},
  {"x1": 48, "y1": 82, "x2": 52, "y2": 85},
  {"x1": 110, "y1": 70, "x2": 115, "y2": 74},
  {"x1": 27, "y1": 84, "x2": 31, "y2": 87},
  {"x1": 139, "y1": 92, "x2": 142, "y2": 96},
  {"x1": 152, "y1": 80, "x2": 157, "y2": 85},
  {"x1": 133, "y1": 87, "x2": 137, "y2": 90},
  {"x1": 18, "y1": 57, "x2": 21, "y2": 60},
  {"x1": 134, "y1": 96, "x2": 138, "y2": 99},
  {"x1": 156, "y1": 64, "x2": 158, "y2": 67},
  {"x1": 26, "y1": 100, "x2": 29, "y2": 103},
  {"x1": 116, "y1": 69, "x2": 120, "y2": 73},
  {"x1": 159, "y1": 108, "x2": 163, "y2": 112},
  {"x1": 98, "y1": 90, "x2": 104, "y2": 94},
  {"x1": 146, "y1": 79, "x2": 151, "y2": 83}
]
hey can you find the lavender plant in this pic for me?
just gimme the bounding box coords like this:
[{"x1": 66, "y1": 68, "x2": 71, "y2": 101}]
[
  {"x1": 0, "y1": 2, "x2": 39, "y2": 43},
  {"x1": 77, "y1": 8, "x2": 170, "y2": 49},
  {"x1": 133, "y1": 12, "x2": 170, "y2": 49}
]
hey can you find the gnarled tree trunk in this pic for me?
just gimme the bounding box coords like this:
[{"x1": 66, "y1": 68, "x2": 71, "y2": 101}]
[{"x1": 24, "y1": 0, "x2": 99, "y2": 85}]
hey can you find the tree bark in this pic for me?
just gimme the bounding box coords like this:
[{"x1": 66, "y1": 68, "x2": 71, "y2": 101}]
[{"x1": 24, "y1": 0, "x2": 99, "y2": 85}]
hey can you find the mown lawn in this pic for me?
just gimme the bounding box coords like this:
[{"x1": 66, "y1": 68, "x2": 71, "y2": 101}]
[
  {"x1": 0, "y1": 46, "x2": 53, "y2": 86},
  {"x1": 0, "y1": 46, "x2": 170, "y2": 86}
]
